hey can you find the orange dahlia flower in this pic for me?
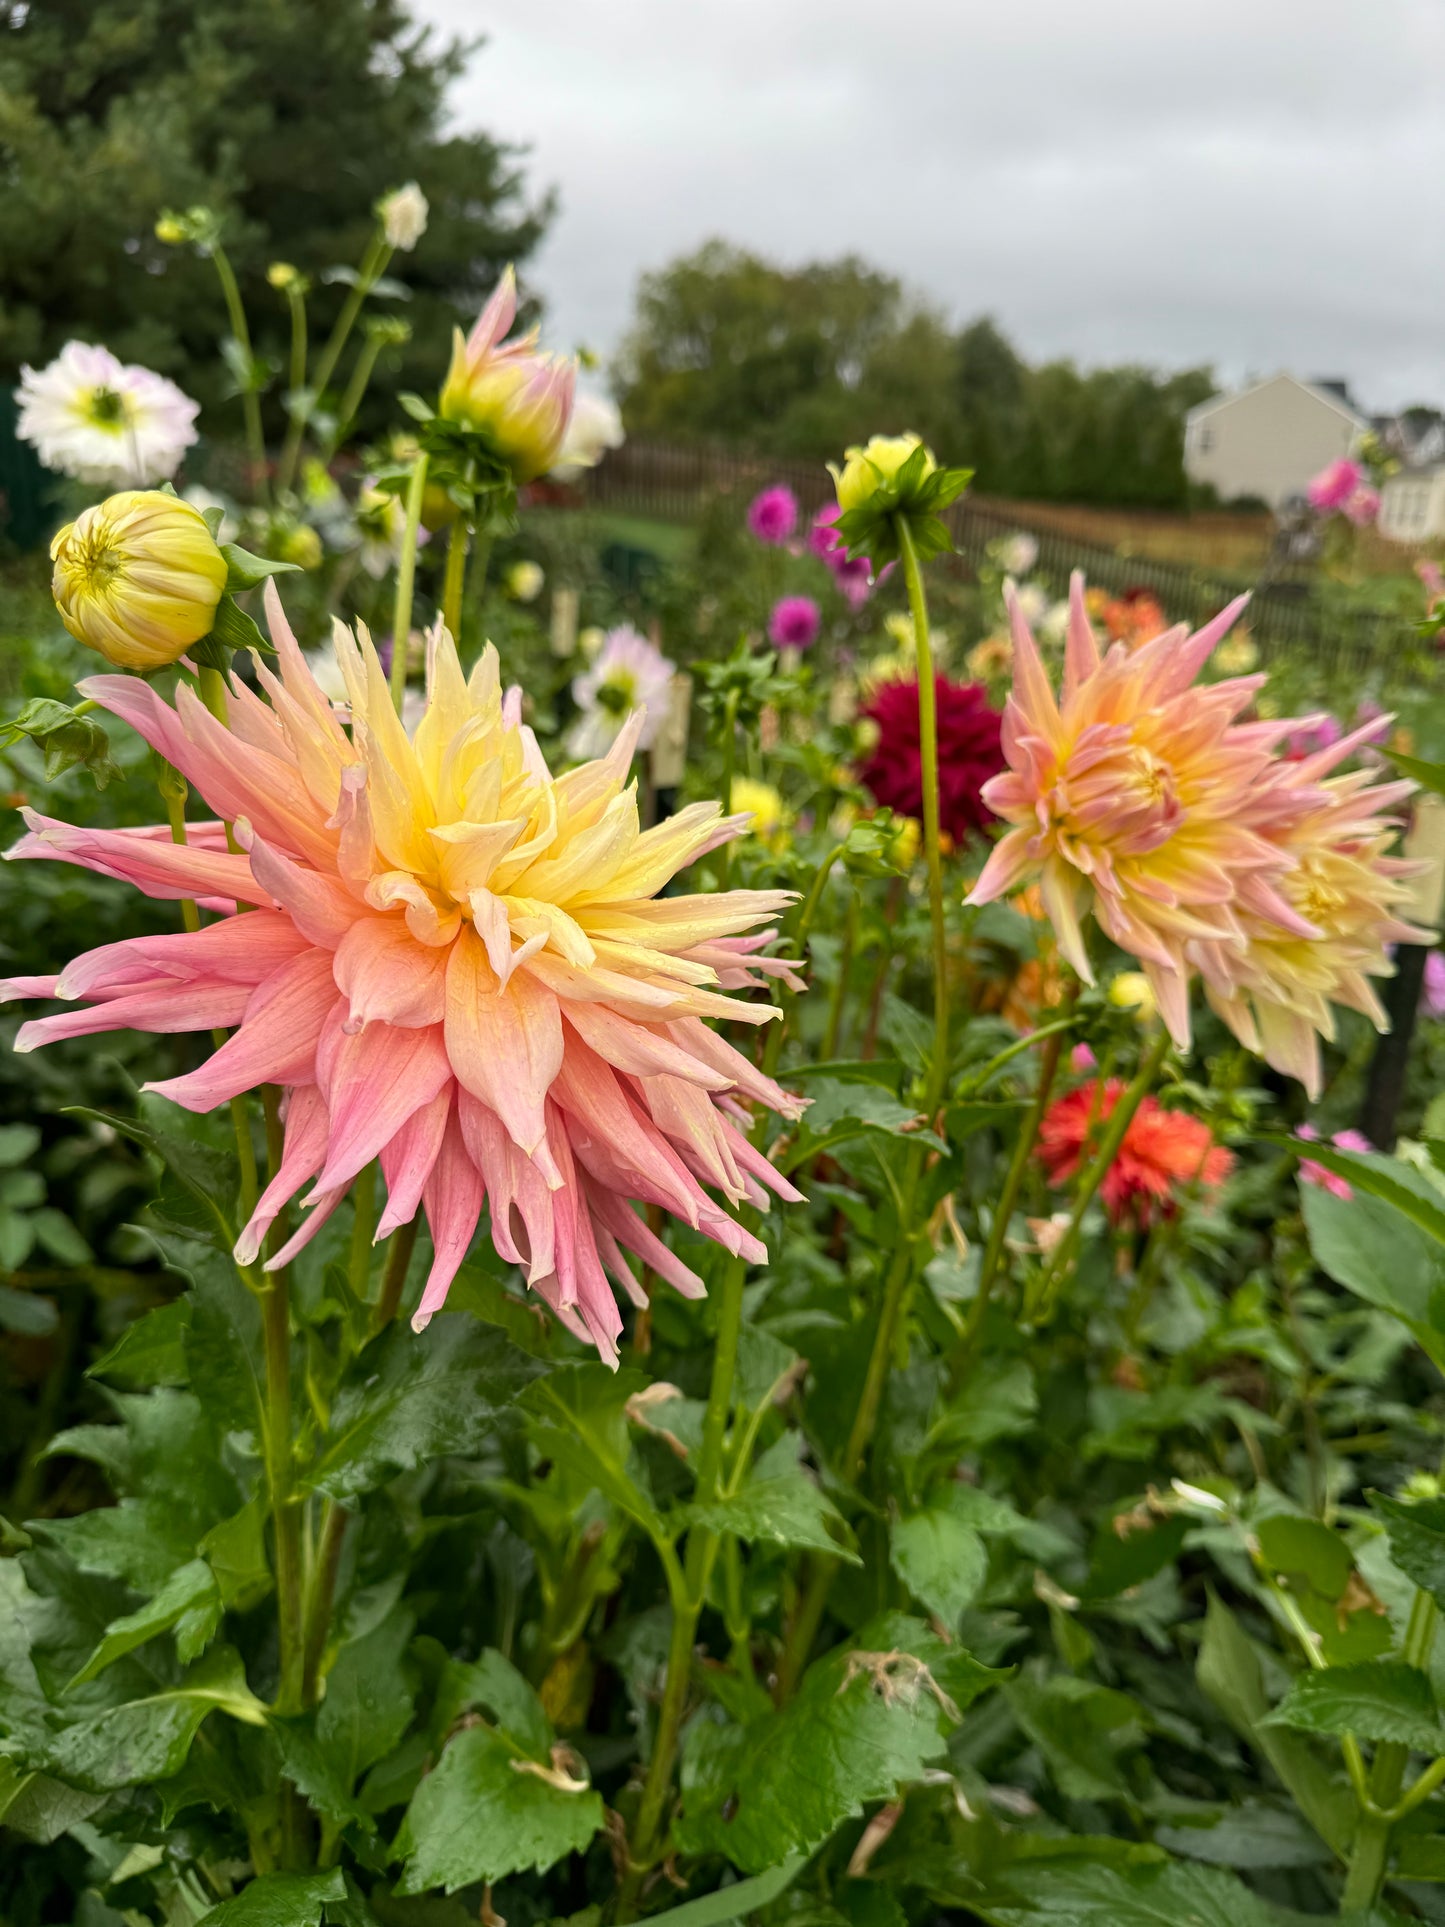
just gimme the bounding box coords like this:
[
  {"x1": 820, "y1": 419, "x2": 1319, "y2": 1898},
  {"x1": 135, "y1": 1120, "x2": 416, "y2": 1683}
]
[
  {"x1": 2, "y1": 588, "x2": 804, "y2": 1360},
  {"x1": 1039, "y1": 1079, "x2": 1232, "y2": 1228}
]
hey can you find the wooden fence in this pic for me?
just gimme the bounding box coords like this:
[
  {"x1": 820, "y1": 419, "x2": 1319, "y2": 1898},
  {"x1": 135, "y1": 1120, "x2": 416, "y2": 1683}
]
[{"x1": 577, "y1": 439, "x2": 1418, "y2": 682}]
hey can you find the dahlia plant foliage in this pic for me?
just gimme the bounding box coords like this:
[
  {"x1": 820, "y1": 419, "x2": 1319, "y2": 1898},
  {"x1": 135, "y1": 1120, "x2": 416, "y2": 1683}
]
[{"x1": 7, "y1": 198, "x2": 1445, "y2": 1927}]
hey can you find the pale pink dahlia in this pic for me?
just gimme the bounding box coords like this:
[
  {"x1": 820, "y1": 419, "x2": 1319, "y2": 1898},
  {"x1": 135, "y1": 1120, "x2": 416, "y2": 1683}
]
[
  {"x1": 967, "y1": 572, "x2": 1296, "y2": 1046},
  {"x1": 2, "y1": 589, "x2": 805, "y2": 1361}
]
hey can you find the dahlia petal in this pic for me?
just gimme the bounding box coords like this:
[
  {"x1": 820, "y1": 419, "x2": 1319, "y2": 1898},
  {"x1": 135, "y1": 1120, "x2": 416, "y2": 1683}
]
[
  {"x1": 459, "y1": 1093, "x2": 556, "y2": 1282},
  {"x1": 8, "y1": 808, "x2": 265, "y2": 906},
  {"x1": 56, "y1": 913, "x2": 309, "y2": 1000},
  {"x1": 377, "y1": 1084, "x2": 453, "y2": 1237},
  {"x1": 15, "y1": 978, "x2": 252, "y2": 1051},
  {"x1": 310, "y1": 1016, "x2": 452, "y2": 1197},
  {"x1": 412, "y1": 1112, "x2": 487, "y2": 1330},
  {"x1": 586, "y1": 1184, "x2": 706, "y2": 1299},
  {"x1": 144, "y1": 950, "x2": 338, "y2": 1111},
  {"x1": 1039, "y1": 857, "x2": 1093, "y2": 981},
  {"x1": 444, "y1": 928, "x2": 563, "y2": 1169},
  {"x1": 562, "y1": 1003, "x2": 729, "y2": 1090},
  {"x1": 263, "y1": 1185, "x2": 348, "y2": 1271},
  {"x1": 234, "y1": 1084, "x2": 330, "y2": 1266},
  {"x1": 665, "y1": 1015, "x2": 808, "y2": 1119},
  {"x1": 0, "y1": 975, "x2": 60, "y2": 1002},
  {"x1": 1005, "y1": 586, "x2": 1062, "y2": 747},
  {"x1": 333, "y1": 914, "x2": 448, "y2": 1031},
  {"x1": 1063, "y1": 571, "x2": 1101, "y2": 700},
  {"x1": 233, "y1": 824, "x2": 362, "y2": 947}
]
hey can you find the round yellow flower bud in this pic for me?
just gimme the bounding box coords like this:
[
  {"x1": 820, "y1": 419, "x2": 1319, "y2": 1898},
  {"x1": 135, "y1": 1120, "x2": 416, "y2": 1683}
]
[
  {"x1": 834, "y1": 434, "x2": 936, "y2": 514},
  {"x1": 154, "y1": 215, "x2": 186, "y2": 246},
  {"x1": 277, "y1": 523, "x2": 323, "y2": 571},
  {"x1": 1108, "y1": 971, "x2": 1158, "y2": 1021},
  {"x1": 50, "y1": 492, "x2": 228, "y2": 671},
  {"x1": 267, "y1": 261, "x2": 299, "y2": 290}
]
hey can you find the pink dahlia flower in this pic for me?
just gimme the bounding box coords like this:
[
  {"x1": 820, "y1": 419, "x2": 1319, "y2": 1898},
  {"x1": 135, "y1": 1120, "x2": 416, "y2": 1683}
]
[
  {"x1": 810, "y1": 504, "x2": 874, "y2": 608},
  {"x1": 747, "y1": 485, "x2": 798, "y2": 545},
  {"x1": 1423, "y1": 951, "x2": 1445, "y2": 1018},
  {"x1": 858, "y1": 675, "x2": 1004, "y2": 844},
  {"x1": 1, "y1": 588, "x2": 806, "y2": 1362},
  {"x1": 1307, "y1": 458, "x2": 1364, "y2": 514},
  {"x1": 768, "y1": 595, "x2": 820, "y2": 650},
  {"x1": 1295, "y1": 1124, "x2": 1372, "y2": 1200},
  {"x1": 1343, "y1": 486, "x2": 1380, "y2": 528}
]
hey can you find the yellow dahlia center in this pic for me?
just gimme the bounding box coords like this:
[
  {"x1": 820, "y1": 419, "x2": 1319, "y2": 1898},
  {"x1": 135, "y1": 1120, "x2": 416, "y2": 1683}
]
[
  {"x1": 596, "y1": 671, "x2": 637, "y2": 717},
  {"x1": 61, "y1": 522, "x2": 126, "y2": 603},
  {"x1": 1293, "y1": 855, "x2": 1348, "y2": 932}
]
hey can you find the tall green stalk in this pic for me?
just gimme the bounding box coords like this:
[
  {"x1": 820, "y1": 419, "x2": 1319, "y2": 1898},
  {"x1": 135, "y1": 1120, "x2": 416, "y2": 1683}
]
[
  {"x1": 441, "y1": 520, "x2": 471, "y2": 641},
  {"x1": 778, "y1": 513, "x2": 951, "y2": 1697},
  {"x1": 278, "y1": 228, "x2": 390, "y2": 491},
  {"x1": 208, "y1": 244, "x2": 269, "y2": 507},
  {"x1": 390, "y1": 452, "x2": 431, "y2": 710},
  {"x1": 1341, "y1": 1588, "x2": 1439, "y2": 1910}
]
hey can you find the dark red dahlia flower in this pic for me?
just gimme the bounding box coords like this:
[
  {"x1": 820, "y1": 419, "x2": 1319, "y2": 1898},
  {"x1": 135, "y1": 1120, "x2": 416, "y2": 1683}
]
[{"x1": 857, "y1": 675, "x2": 1004, "y2": 843}]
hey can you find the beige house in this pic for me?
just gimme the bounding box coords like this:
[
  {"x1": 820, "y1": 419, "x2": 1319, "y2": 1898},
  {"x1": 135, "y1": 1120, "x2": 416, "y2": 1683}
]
[
  {"x1": 1183, "y1": 374, "x2": 1367, "y2": 509},
  {"x1": 1380, "y1": 466, "x2": 1445, "y2": 544}
]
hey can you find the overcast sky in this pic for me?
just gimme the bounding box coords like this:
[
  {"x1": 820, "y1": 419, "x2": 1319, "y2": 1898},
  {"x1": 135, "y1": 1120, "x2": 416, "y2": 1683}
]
[{"x1": 416, "y1": 1, "x2": 1444, "y2": 414}]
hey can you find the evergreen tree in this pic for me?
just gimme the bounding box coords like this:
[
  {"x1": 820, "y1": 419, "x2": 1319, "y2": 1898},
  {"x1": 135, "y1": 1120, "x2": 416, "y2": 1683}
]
[{"x1": 0, "y1": 0, "x2": 552, "y2": 426}]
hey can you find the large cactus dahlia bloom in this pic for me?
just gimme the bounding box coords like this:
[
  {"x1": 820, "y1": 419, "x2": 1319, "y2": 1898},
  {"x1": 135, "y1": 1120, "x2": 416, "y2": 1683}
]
[
  {"x1": 1190, "y1": 720, "x2": 1429, "y2": 1097},
  {"x1": 968, "y1": 574, "x2": 1308, "y2": 1046},
  {"x1": 2, "y1": 588, "x2": 804, "y2": 1361}
]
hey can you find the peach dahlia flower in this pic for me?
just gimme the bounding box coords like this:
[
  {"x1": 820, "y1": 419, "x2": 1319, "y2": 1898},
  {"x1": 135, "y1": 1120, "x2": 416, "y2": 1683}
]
[
  {"x1": 2, "y1": 587, "x2": 804, "y2": 1361},
  {"x1": 968, "y1": 573, "x2": 1301, "y2": 1046}
]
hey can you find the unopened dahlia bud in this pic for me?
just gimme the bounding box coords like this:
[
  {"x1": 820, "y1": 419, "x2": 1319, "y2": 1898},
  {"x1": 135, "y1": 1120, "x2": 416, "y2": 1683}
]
[
  {"x1": 268, "y1": 261, "x2": 300, "y2": 290},
  {"x1": 834, "y1": 434, "x2": 937, "y2": 514},
  {"x1": 50, "y1": 491, "x2": 227, "y2": 670},
  {"x1": 378, "y1": 181, "x2": 429, "y2": 251},
  {"x1": 439, "y1": 266, "x2": 577, "y2": 484}
]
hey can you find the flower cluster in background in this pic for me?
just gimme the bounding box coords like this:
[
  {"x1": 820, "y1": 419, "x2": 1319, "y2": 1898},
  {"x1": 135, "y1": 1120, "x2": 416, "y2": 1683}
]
[
  {"x1": 17, "y1": 341, "x2": 200, "y2": 487},
  {"x1": 1040, "y1": 1078, "x2": 1233, "y2": 1227}
]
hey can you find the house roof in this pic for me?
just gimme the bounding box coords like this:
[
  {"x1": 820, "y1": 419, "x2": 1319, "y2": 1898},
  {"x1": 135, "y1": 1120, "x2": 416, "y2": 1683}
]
[{"x1": 1186, "y1": 372, "x2": 1369, "y2": 431}]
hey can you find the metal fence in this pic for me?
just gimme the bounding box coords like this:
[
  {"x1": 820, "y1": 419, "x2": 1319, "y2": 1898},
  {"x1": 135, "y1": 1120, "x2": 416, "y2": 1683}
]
[{"x1": 580, "y1": 438, "x2": 1415, "y2": 681}]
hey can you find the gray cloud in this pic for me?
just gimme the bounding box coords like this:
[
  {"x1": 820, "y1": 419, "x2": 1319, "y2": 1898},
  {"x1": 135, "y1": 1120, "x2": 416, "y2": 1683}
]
[{"x1": 419, "y1": 1, "x2": 1445, "y2": 411}]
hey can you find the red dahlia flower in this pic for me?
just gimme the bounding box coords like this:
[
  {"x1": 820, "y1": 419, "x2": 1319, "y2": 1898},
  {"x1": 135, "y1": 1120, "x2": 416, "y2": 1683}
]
[
  {"x1": 1038, "y1": 1078, "x2": 1232, "y2": 1228},
  {"x1": 857, "y1": 675, "x2": 1003, "y2": 843}
]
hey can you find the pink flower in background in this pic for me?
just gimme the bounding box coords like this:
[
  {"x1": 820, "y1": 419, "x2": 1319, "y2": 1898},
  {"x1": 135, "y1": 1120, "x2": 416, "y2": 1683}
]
[
  {"x1": 1422, "y1": 951, "x2": 1445, "y2": 1018},
  {"x1": 1343, "y1": 486, "x2": 1380, "y2": 527},
  {"x1": 768, "y1": 594, "x2": 821, "y2": 650},
  {"x1": 1070, "y1": 1043, "x2": 1097, "y2": 1073},
  {"x1": 810, "y1": 503, "x2": 876, "y2": 608},
  {"x1": 1, "y1": 589, "x2": 806, "y2": 1364},
  {"x1": 1307, "y1": 458, "x2": 1364, "y2": 513},
  {"x1": 748, "y1": 485, "x2": 798, "y2": 545},
  {"x1": 1296, "y1": 1124, "x2": 1372, "y2": 1200},
  {"x1": 1417, "y1": 559, "x2": 1445, "y2": 613},
  {"x1": 1284, "y1": 715, "x2": 1343, "y2": 760}
]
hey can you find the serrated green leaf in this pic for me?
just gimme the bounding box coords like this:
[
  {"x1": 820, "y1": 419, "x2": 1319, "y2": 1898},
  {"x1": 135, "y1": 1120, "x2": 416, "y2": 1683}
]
[
  {"x1": 1370, "y1": 1491, "x2": 1445, "y2": 1609},
  {"x1": 33, "y1": 1498, "x2": 198, "y2": 1592},
  {"x1": 1255, "y1": 1514, "x2": 1355, "y2": 1600},
  {"x1": 688, "y1": 1433, "x2": 859, "y2": 1563},
  {"x1": 42, "y1": 1643, "x2": 265, "y2": 1791},
  {"x1": 196, "y1": 1868, "x2": 345, "y2": 1925},
  {"x1": 638, "y1": 1856, "x2": 808, "y2": 1927},
  {"x1": 201, "y1": 1497, "x2": 272, "y2": 1612},
  {"x1": 89, "y1": 1299, "x2": 192, "y2": 1389},
  {"x1": 317, "y1": 1607, "x2": 415, "y2": 1792},
  {"x1": 437, "y1": 1648, "x2": 552, "y2": 1757},
  {"x1": 182, "y1": 1247, "x2": 267, "y2": 1443},
  {"x1": 307, "y1": 1315, "x2": 543, "y2": 1503},
  {"x1": 974, "y1": 1856, "x2": 1278, "y2": 1927},
  {"x1": 1264, "y1": 1660, "x2": 1443, "y2": 1750},
  {"x1": 67, "y1": 1558, "x2": 219, "y2": 1687},
  {"x1": 396, "y1": 1723, "x2": 605, "y2": 1892},
  {"x1": 677, "y1": 1613, "x2": 1002, "y2": 1871},
  {"x1": 1006, "y1": 1670, "x2": 1144, "y2": 1802},
  {"x1": 0, "y1": 1758, "x2": 106, "y2": 1843},
  {"x1": 890, "y1": 1495, "x2": 989, "y2": 1622},
  {"x1": 520, "y1": 1361, "x2": 661, "y2": 1531}
]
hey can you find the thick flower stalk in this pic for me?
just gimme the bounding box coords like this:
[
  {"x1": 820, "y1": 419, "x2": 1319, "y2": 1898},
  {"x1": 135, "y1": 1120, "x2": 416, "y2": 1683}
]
[
  {"x1": 969, "y1": 572, "x2": 1302, "y2": 1046},
  {"x1": 2, "y1": 588, "x2": 804, "y2": 1361}
]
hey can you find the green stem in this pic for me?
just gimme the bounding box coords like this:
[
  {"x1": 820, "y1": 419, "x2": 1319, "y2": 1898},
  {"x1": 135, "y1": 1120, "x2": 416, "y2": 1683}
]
[
  {"x1": 949, "y1": 996, "x2": 1074, "y2": 1387},
  {"x1": 1029, "y1": 1027, "x2": 1170, "y2": 1321},
  {"x1": 372, "y1": 1215, "x2": 420, "y2": 1331},
  {"x1": 1341, "y1": 1588, "x2": 1439, "y2": 1910},
  {"x1": 328, "y1": 336, "x2": 382, "y2": 456},
  {"x1": 821, "y1": 896, "x2": 857, "y2": 1061},
  {"x1": 273, "y1": 283, "x2": 310, "y2": 497},
  {"x1": 309, "y1": 233, "x2": 389, "y2": 422},
  {"x1": 896, "y1": 518, "x2": 948, "y2": 1123},
  {"x1": 390, "y1": 451, "x2": 430, "y2": 712},
  {"x1": 625, "y1": 1250, "x2": 748, "y2": 1893},
  {"x1": 300, "y1": 1500, "x2": 349, "y2": 1706},
  {"x1": 441, "y1": 519, "x2": 471, "y2": 640},
  {"x1": 261, "y1": 1267, "x2": 304, "y2": 1713},
  {"x1": 209, "y1": 244, "x2": 269, "y2": 507},
  {"x1": 348, "y1": 1161, "x2": 378, "y2": 1302}
]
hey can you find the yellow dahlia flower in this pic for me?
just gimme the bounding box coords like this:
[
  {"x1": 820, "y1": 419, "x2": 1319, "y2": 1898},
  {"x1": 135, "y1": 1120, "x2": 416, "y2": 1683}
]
[
  {"x1": 439, "y1": 267, "x2": 576, "y2": 484},
  {"x1": 833, "y1": 434, "x2": 936, "y2": 514},
  {"x1": 50, "y1": 491, "x2": 228, "y2": 671}
]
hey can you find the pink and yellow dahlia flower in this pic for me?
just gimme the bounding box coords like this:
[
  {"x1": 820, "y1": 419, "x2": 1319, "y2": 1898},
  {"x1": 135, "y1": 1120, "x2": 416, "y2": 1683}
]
[
  {"x1": 1190, "y1": 719, "x2": 1428, "y2": 1097},
  {"x1": 2, "y1": 588, "x2": 804, "y2": 1361},
  {"x1": 439, "y1": 267, "x2": 577, "y2": 484},
  {"x1": 968, "y1": 573, "x2": 1297, "y2": 1045}
]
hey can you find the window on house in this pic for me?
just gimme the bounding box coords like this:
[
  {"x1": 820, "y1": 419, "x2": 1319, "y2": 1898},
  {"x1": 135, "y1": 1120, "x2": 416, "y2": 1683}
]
[{"x1": 1198, "y1": 427, "x2": 1214, "y2": 453}]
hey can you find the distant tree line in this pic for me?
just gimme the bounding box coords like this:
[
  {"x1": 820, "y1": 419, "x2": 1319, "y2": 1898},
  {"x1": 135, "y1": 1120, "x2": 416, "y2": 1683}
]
[{"x1": 614, "y1": 242, "x2": 1217, "y2": 510}]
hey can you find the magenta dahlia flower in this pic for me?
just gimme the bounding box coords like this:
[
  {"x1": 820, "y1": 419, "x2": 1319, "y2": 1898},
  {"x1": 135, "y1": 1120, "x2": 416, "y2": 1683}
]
[
  {"x1": 768, "y1": 595, "x2": 820, "y2": 650},
  {"x1": 858, "y1": 675, "x2": 1004, "y2": 844},
  {"x1": 1307, "y1": 458, "x2": 1364, "y2": 513},
  {"x1": 747, "y1": 485, "x2": 798, "y2": 545},
  {"x1": 810, "y1": 504, "x2": 874, "y2": 608},
  {"x1": 2, "y1": 589, "x2": 806, "y2": 1362}
]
